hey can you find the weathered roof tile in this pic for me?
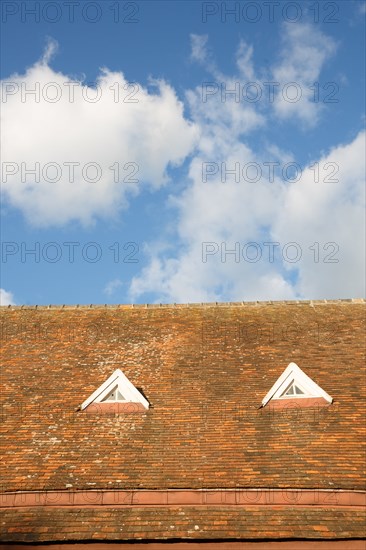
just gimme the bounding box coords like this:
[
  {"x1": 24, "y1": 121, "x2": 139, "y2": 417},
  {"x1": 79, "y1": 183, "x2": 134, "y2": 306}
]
[{"x1": 1, "y1": 300, "x2": 365, "y2": 542}]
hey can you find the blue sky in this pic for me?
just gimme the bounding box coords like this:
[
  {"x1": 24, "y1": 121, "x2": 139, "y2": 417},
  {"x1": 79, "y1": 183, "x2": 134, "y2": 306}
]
[{"x1": 1, "y1": 0, "x2": 365, "y2": 305}]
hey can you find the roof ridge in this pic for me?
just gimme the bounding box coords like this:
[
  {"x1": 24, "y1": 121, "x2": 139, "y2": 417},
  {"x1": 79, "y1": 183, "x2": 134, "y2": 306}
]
[{"x1": 0, "y1": 298, "x2": 364, "y2": 310}]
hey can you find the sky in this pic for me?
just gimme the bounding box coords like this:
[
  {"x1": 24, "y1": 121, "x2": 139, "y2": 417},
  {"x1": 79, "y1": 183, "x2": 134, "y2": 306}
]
[{"x1": 0, "y1": 0, "x2": 365, "y2": 305}]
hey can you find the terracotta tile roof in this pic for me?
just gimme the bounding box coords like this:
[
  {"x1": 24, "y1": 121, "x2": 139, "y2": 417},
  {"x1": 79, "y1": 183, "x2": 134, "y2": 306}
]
[
  {"x1": 1, "y1": 299, "x2": 365, "y2": 542},
  {"x1": 1, "y1": 506, "x2": 366, "y2": 542}
]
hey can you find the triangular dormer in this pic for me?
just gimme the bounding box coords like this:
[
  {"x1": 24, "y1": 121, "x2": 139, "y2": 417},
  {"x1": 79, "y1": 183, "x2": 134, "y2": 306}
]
[
  {"x1": 81, "y1": 369, "x2": 149, "y2": 411},
  {"x1": 261, "y1": 362, "x2": 333, "y2": 407}
]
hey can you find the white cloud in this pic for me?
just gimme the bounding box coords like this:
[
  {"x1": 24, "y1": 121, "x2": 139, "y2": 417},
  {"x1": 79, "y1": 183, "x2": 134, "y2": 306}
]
[
  {"x1": 272, "y1": 131, "x2": 366, "y2": 298},
  {"x1": 0, "y1": 289, "x2": 16, "y2": 305},
  {"x1": 190, "y1": 34, "x2": 209, "y2": 63},
  {"x1": 103, "y1": 278, "x2": 123, "y2": 297},
  {"x1": 188, "y1": 22, "x2": 337, "y2": 142},
  {"x1": 130, "y1": 131, "x2": 365, "y2": 303},
  {"x1": 1, "y1": 41, "x2": 198, "y2": 227},
  {"x1": 129, "y1": 110, "x2": 295, "y2": 302},
  {"x1": 271, "y1": 23, "x2": 337, "y2": 126},
  {"x1": 3, "y1": 28, "x2": 363, "y2": 304},
  {"x1": 188, "y1": 34, "x2": 265, "y2": 140},
  {"x1": 236, "y1": 41, "x2": 256, "y2": 81},
  {"x1": 129, "y1": 25, "x2": 364, "y2": 303},
  {"x1": 41, "y1": 36, "x2": 58, "y2": 65}
]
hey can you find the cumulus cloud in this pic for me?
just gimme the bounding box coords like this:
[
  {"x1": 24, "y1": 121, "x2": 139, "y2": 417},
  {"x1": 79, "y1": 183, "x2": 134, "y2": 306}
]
[
  {"x1": 103, "y1": 278, "x2": 123, "y2": 297},
  {"x1": 188, "y1": 22, "x2": 337, "y2": 143},
  {"x1": 188, "y1": 34, "x2": 265, "y2": 140},
  {"x1": 130, "y1": 129, "x2": 365, "y2": 303},
  {"x1": 129, "y1": 144, "x2": 295, "y2": 303},
  {"x1": 190, "y1": 34, "x2": 209, "y2": 63},
  {"x1": 41, "y1": 36, "x2": 58, "y2": 65},
  {"x1": 1, "y1": 41, "x2": 198, "y2": 226},
  {"x1": 272, "y1": 131, "x2": 366, "y2": 298},
  {"x1": 129, "y1": 25, "x2": 364, "y2": 303},
  {"x1": 2, "y1": 26, "x2": 364, "y2": 303},
  {"x1": 236, "y1": 41, "x2": 256, "y2": 81},
  {"x1": 271, "y1": 23, "x2": 337, "y2": 125},
  {"x1": 0, "y1": 289, "x2": 16, "y2": 305}
]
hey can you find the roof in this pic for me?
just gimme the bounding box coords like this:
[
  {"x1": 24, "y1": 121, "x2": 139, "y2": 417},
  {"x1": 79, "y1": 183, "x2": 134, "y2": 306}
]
[
  {"x1": 2, "y1": 507, "x2": 365, "y2": 543},
  {"x1": 1, "y1": 299, "x2": 365, "y2": 543}
]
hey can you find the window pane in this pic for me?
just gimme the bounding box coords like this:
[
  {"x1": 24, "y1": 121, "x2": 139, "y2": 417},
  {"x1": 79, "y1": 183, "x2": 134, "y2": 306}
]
[{"x1": 102, "y1": 387, "x2": 118, "y2": 402}]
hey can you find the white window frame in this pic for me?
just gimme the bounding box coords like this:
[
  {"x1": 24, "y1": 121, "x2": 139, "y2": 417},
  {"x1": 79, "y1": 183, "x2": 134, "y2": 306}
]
[
  {"x1": 261, "y1": 362, "x2": 333, "y2": 407},
  {"x1": 80, "y1": 369, "x2": 149, "y2": 410}
]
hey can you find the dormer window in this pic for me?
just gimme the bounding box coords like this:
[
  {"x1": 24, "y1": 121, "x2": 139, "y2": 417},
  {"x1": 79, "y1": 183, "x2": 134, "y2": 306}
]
[
  {"x1": 80, "y1": 369, "x2": 149, "y2": 412},
  {"x1": 261, "y1": 362, "x2": 333, "y2": 408}
]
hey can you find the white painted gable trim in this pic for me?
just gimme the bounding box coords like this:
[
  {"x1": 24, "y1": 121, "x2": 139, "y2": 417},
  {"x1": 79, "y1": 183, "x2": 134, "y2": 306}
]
[
  {"x1": 81, "y1": 369, "x2": 149, "y2": 410},
  {"x1": 261, "y1": 362, "x2": 333, "y2": 407}
]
